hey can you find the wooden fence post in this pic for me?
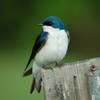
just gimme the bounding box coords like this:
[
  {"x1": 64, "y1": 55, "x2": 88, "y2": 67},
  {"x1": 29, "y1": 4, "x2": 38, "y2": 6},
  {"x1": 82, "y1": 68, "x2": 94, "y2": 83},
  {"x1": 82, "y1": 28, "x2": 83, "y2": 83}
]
[{"x1": 41, "y1": 57, "x2": 100, "y2": 100}]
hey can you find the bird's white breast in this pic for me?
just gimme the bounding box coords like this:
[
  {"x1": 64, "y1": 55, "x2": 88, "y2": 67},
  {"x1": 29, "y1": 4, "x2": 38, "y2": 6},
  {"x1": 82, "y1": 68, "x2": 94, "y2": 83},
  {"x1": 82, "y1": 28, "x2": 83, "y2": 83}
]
[{"x1": 35, "y1": 26, "x2": 69, "y2": 66}]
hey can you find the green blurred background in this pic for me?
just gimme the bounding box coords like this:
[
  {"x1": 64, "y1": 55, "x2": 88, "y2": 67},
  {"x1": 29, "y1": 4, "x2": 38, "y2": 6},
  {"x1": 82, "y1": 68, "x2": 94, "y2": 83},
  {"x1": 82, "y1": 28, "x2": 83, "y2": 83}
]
[{"x1": 0, "y1": 0, "x2": 100, "y2": 100}]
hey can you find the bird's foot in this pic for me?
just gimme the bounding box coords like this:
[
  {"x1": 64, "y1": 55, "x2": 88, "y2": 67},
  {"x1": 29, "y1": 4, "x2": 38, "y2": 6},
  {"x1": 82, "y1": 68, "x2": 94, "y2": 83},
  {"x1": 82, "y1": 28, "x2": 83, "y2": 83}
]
[
  {"x1": 55, "y1": 62, "x2": 63, "y2": 67},
  {"x1": 42, "y1": 65, "x2": 53, "y2": 70},
  {"x1": 42, "y1": 65, "x2": 48, "y2": 69}
]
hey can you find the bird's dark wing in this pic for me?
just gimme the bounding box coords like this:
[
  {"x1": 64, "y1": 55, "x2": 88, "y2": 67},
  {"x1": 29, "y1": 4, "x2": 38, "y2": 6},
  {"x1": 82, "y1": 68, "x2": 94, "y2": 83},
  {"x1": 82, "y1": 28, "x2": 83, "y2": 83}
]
[
  {"x1": 24, "y1": 31, "x2": 48, "y2": 72},
  {"x1": 67, "y1": 31, "x2": 70, "y2": 44}
]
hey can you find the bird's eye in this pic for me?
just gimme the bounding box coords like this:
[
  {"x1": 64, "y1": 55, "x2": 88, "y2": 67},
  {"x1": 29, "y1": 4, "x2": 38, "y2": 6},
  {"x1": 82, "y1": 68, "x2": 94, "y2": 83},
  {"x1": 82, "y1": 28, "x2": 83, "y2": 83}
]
[{"x1": 44, "y1": 21, "x2": 52, "y2": 26}]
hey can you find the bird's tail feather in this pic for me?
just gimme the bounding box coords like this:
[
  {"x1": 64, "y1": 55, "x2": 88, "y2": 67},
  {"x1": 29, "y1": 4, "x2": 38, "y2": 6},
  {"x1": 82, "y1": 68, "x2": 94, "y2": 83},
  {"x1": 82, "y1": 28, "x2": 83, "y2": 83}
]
[
  {"x1": 35, "y1": 78, "x2": 42, "y2": 93},
  {"x1": 30, "y1": 77, "x2": 35, "y2": 93},
  {"x1": 24, "y1": 61, "x2": 42, "y2": 93},
  {"x1": 30, "y1": 77, "x2": 42, "y2": 93},
  {"x1": 23, "y1": 67, "x2": 42, "y2": 93}
]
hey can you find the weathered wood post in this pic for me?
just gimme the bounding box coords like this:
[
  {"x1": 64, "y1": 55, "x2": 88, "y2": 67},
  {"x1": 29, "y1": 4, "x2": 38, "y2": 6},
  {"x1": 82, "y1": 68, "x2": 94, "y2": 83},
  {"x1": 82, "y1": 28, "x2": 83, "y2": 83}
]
[{"x1": 41, "y1": 57, "x2": 100, "y2": 100}]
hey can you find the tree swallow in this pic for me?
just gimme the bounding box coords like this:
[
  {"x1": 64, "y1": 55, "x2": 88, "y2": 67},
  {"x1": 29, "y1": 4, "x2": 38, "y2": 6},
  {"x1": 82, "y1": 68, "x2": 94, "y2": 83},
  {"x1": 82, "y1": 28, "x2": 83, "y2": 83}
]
[{"x1": 23, "y1": 16, "x2": 70, "y2": 93}]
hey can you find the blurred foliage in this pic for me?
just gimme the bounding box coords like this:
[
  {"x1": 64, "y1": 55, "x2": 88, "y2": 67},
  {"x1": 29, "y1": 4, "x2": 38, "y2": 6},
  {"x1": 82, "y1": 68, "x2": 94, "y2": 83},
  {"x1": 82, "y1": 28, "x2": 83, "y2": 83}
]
[
  {"x1": 0, "y1": 0, "x2": 100, "y2": 100},
  {"x1": 1, "y1": 0, "x2": 100, "y2": 52}
]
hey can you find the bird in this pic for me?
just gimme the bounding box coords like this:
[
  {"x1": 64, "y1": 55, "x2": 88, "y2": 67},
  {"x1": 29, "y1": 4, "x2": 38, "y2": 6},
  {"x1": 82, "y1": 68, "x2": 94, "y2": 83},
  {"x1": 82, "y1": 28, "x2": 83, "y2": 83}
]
[{"x1": 23, "y1": 16, "x2": 70, "y2": 94}]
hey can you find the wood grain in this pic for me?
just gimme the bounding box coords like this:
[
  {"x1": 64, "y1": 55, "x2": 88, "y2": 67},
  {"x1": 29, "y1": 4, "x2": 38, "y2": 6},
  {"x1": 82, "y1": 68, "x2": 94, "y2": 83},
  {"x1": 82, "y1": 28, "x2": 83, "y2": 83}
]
[{"x1": 41, "y1": 57, "x2": 100, "y2": 100}]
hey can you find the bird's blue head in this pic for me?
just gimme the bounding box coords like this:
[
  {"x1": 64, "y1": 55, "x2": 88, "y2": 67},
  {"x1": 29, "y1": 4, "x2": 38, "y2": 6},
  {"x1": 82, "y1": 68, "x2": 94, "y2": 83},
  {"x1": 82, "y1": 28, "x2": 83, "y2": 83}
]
[{"x1": 40, "y1": 16, "x2": 65, "y2": 30}]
